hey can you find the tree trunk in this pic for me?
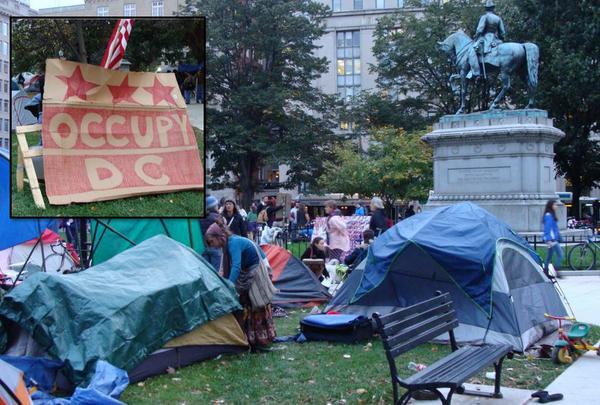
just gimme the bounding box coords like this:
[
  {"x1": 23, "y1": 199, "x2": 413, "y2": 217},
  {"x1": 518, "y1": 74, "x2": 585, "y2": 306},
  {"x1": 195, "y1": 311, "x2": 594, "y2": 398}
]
[
  {"x1": 571, "y1": 182, "x2": 581, "y2": 219},
  {"x1": 75, "y1": 21, "x2": 88, "y2": 64},
  {"x1": 239, "y1": 154, "x2": 257, "y2": 209}
]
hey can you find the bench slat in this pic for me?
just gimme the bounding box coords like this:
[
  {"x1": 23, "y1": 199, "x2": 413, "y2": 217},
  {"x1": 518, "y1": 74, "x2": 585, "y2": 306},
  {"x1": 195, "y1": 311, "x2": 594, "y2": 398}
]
[
  {"x1": 383, "y1": 302, "x2": 452, "y2": 337},
  {"x1": 386, "y1": 310, "x2": 456, "y2": 348},
  {"x1": 404, "y1": 344, "x2": 511, "y2": 386},
  {"x1": 389, "y1": 319, "x2": 459, "y2": 358},
  {"x1": 377, "y1": 293, "x2": 450, "y2": 326}
]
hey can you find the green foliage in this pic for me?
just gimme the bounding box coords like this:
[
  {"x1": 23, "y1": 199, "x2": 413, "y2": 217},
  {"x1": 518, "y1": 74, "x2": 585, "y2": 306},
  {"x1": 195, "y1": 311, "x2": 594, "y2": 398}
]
[
  {"x1": 319, "y1": 127, "x2": 432, "y2": 206},
  {"x1": 182, "y1": 0, "x2": 339, "y2": 207},
  {"x1": 503, "y1": 0, "x2": 600, "y2": 212},
  {"x1": 11, "y1": 19, "x2": 203, "y2": 73},
  {"x1": 371, "y1": 0, "x2": 482, "y2": 118}
]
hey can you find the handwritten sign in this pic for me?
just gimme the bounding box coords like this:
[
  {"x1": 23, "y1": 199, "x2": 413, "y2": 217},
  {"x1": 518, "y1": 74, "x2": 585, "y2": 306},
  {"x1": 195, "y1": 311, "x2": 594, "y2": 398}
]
[{"x1": 42, "y1": 59, "x2": 203, "y2": 205}]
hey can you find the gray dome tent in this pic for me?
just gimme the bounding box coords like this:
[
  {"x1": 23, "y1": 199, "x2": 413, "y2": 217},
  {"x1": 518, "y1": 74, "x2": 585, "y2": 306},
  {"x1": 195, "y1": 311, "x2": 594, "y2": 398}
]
[{"x1": 326, "y1": 203, "x2": 568, "y2": 351}]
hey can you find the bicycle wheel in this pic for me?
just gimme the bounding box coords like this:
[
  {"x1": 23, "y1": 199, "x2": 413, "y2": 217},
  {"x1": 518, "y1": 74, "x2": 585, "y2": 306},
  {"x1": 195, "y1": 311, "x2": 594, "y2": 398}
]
[{"x1": 568, "y1": 243, "x2": 595, "y2": 271}]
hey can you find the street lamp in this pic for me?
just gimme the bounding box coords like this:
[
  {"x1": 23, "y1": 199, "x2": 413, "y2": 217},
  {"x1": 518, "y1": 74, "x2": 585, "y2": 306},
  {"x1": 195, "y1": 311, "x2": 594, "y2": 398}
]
[{"x1": 119, "y1": 59, "x2": 131, "y2": 72}]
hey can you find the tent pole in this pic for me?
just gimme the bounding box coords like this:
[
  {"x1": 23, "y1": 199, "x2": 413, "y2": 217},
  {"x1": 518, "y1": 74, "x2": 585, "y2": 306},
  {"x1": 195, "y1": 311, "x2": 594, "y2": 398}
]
[
  {"x1": 79, "y1": 219, "x2": 88, "y2": 268},
  {"x1": 10, "y1": 236, "x2": 41, "y2": 291},
  {"x1": 95, "y1": 219, "x2": 137, "y2": 247},
  {"x1": 88, "y1": 219, "x2": 101, "y2": 265},
  {"x1": 159, "y1": 219, "x2": 172, "y2": 238},
  {"x1": 187, "y1": 219, "x2": 194, "y2": 250},
  {"x1": 38, "y1": 220, "x2": 46, "y2": 273}
]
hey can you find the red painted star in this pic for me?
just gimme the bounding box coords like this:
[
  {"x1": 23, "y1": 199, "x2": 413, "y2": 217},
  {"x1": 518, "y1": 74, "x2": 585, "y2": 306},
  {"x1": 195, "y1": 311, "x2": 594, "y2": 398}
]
[
  {"x1": 107, "y1": 75, "x2": 139, "y2": 104},
  {"x1": 56, "y1": 66, "x2": 99, "y2": 101},
  {"x1": 143, "y1": 77, "x2": 177, "y2": 106}
]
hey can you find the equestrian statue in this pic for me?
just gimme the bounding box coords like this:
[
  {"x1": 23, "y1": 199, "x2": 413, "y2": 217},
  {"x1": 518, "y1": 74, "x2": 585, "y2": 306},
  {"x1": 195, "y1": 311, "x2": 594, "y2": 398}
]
[{"x1": 438, "y1": 0, "x2": 539, "y2": 114}]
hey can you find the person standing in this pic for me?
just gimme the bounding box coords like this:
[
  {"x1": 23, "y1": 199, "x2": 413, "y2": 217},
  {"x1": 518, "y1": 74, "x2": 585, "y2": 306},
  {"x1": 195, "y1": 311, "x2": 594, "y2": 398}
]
[
  {"x1": 201, "y1": 195, "x2": 222, "y2": 271},
  {"x1": 369, "y1": 197, "x2": 389, "y2": 236},
  {"x1": 222, "y1": 199, "x2": 247, "y2": 237},
  {"x1": 354, "y1": 203, "x2": 366, "y2": 216},
  {"x1": 543, "y1": 200, "x2": 562, "y2": 277},
  {"x1": 204, "y1": 222, "x2": 276, "y2": 350},
  {"x1": 257, "y1": 196, "x2": 270, "y2": 215},
  {"x1": 289, "y1": 202, "x2": 298, "y2": 240},
  {"x1": 266, "y1": 199, "x2": 284, "y2": 228},
  {"x1": 324, "y1": 201, "x2": 350, "y2": 261},
  {"x1": 246, "y1": 203, "x2": 258, "y2": 241},
  {"x1": 183, "y1": 72, "x2": 195, "y2": 104},
  {"x1": 405, "y1": 205, "x2": 416, "y2": 218}
]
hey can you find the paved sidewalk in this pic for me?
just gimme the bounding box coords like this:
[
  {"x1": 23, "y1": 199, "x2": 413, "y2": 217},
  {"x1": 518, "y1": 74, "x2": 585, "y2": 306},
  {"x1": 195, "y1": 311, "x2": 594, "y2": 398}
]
[
  {"x1": 186, "y1": 102, "x2": 204, "y2": 130},
  {"x1": 526, "y1": 276, "x2": 600, "y2": 405},
  {"x1": 553, "y1": 276, "x2": 600, "y2": 325}
]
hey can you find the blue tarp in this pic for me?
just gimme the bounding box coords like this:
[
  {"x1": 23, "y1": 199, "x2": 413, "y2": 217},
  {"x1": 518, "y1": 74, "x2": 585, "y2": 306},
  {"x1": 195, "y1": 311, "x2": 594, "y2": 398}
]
[
  {"x1": 0, "y1": 150, "x2": 55, "y2": 250},
  {"x1": 353, "y1": 202, "x2": 537, "y2": 315},
  {"x1": 177, "y1": 63, "x2": 203, "y2": 73}
]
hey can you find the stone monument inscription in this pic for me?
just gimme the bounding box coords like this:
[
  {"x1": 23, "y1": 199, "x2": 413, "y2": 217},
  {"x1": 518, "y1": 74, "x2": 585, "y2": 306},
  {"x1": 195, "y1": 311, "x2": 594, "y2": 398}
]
[{"x1": 448, "y1": 167, "x2": 511, "y2": 185}]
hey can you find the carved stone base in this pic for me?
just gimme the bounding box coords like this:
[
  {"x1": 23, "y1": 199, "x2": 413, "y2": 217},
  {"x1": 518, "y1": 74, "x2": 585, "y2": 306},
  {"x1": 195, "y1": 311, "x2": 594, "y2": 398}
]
[{"x1": 422, "y1": 109, "x2": 566, "y2": 233}]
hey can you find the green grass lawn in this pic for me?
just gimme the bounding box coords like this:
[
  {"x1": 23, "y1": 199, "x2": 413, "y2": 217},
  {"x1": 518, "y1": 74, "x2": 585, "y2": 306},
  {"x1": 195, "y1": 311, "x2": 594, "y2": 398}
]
[
  {"x1": 10, "y1": 129, "x2": 204, "y2": 218},
  {"x1": 535, "y1": 245, "x2": 598, "y2": 270},
  {"x1": 121, "y1": 309, "x2": 600, "y2": 405}
]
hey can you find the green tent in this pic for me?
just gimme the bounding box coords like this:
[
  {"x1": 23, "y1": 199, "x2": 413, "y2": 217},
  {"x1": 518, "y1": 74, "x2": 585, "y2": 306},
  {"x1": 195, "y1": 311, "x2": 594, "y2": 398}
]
[
  {"x1": 0, "y1": 235, "x2": 240, "y2": 385},
  {"x1": 90, "y1": 219, "x2": 204, "y2": 265}
]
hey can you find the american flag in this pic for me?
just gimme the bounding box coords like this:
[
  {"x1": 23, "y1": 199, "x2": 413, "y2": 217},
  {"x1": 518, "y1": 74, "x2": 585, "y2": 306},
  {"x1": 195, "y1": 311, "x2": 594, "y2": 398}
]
[{"x1": 100, "y1": 19, "x2": 134, "y2": 70}]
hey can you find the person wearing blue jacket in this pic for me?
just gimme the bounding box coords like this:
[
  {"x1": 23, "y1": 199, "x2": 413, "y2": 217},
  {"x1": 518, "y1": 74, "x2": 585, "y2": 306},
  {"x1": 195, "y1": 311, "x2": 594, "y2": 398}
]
[
  {"x1": 204, "y1": 220, "x2": 275, "y2": 349},
  {"x1": 543, "y1": 199, "x2": 562, "y2": 277}
]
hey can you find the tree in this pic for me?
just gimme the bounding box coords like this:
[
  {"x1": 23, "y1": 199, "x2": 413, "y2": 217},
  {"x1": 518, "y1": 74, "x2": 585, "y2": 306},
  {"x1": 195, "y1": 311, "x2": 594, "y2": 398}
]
[
  {"x1": 502, "y1": 0, "x2": 600, "y2": 215},
  {"x1": 371, "y1": 0, "x2": 482, "y2": 119},
  {"x1": 182, "y1": 0, "x2": 338, "y2": 208},
  {"x1": 318, "y1": 127, "x2": 432, "y2": 208},
  {"x1": 11, "y1": 19, "x2": 202, "y2": 73}
]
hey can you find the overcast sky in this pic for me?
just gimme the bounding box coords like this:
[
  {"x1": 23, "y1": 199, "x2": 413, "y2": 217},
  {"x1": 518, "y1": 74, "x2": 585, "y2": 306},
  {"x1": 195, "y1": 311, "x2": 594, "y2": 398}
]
[{"x1": 30, "y1": 0, "x2": 84, "y2": 10}]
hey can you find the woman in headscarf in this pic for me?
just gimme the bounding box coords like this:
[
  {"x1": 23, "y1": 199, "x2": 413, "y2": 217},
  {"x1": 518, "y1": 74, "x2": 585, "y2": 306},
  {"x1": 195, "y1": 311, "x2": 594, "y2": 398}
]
[{"x1": 204, "y1": 220, "x2": 276, "y2": 350}]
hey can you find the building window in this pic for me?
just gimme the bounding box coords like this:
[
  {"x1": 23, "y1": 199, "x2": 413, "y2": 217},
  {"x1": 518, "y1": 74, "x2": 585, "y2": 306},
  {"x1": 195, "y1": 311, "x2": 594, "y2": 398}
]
[
  {"x1": 123, "y1": 3, "x2": 136, "y2": 16},
  {"x1": 3, "y1": 100, "x2": 7, "y2": 113},
  {"x1": 2, "y1": 22, "x2": 7, "y2": 36},
  {"x1": 3, "y1": 80, "x2": 7, "y2": 93},
  {"x1": 398, "y1": 0, "x2": 404, "y2": 6},
  {"x1": 354, "y1": 0, "x2": 363, "y2": 10},
  {"x1": 336, "y1": 31, "x2": 361, "y2": 100},
  {"x1": 152, "y1": 1, "x2": 164, "y2": 16},
  {"x1": 97, "y1": 6, "x2": 108, "y2": 16},
  {"x1": 3, "y1": 118, "x2": 7, "y2": 132},
  {"x1": 377, "y1": 0, "x2": 385, "y2": 8},
  {"x1": 2, "y1": 41, "x2": 7, "y2": 56},
  {"x1": 3, "y1": 61, "x2": 7, "y2": 74},
  {"x1": 332, "y1": 0, "x2": 341, "y2": 12}
]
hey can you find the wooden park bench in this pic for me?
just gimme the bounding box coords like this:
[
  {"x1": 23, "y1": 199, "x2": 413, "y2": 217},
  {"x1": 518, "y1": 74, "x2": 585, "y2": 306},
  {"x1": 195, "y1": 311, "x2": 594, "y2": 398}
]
[{"x1": 373, "y1": 292, "x2": 513, "y2": 405}]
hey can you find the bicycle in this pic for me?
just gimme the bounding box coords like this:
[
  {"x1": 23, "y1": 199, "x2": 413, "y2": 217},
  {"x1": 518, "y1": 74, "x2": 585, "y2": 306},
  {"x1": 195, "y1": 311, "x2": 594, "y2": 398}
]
[
  {"x1": 46, "y1": 240, "x2": 80, "y2": 274},
  {"x1": 567, "y1": 234, "x2": 599, "y2": 270}
]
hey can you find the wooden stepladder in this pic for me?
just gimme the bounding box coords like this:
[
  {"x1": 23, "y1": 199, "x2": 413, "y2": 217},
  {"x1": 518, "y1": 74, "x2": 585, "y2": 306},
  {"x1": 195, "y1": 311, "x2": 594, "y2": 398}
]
[{"x1": 15, "y1": 124, "x2": 46, "y2": 209}]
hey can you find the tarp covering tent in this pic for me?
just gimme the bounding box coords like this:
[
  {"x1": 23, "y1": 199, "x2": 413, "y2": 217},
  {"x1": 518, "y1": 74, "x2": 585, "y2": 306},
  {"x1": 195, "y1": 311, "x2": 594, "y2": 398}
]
[
  {"x1": 261, "y1": 244, "x2": 331, "y2": 307},
  {"x1": 325, "y1": 202, "x2": 568, "y2": 352},
  {"x1": 0, "y1": 358, "x2": 32, "y2": 405},
  {"x1": 90, "y1": 218, "x2": 204, "y2": 265},
  {"x1": 0, "y1": 236, "x2": 246, "y2": 385}
]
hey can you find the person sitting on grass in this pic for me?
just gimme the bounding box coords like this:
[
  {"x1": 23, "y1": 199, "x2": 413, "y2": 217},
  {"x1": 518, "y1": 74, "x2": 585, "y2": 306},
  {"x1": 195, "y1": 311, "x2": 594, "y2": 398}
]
[
  {"x1": 301, "y1": 237, "x2": 330, "y2": 279},
  {"x1": 205, "y1": 220, "x2": 276, "y2": 351},
  {"x1": 344, "y1": 229, "x2": 374, "y2": 273}
]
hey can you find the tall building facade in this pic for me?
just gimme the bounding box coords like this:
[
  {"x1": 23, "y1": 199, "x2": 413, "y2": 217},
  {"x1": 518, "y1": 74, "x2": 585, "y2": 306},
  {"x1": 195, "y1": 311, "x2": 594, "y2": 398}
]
[
  {"x1": 245, "y1": 0, "x2": 430, "y2": 202},
  {"x1": 1, "y1": 0, "x2": 37, "y2": 150},
  {"x1": 38, "y1": 0, "x2": 180, "y2": 16}
]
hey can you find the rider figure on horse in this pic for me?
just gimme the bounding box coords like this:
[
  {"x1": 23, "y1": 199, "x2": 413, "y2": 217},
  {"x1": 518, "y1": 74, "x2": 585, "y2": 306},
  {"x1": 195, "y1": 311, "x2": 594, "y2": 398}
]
[{"x1": 471, "y1": 0, "x2": 506, "y2": 78}]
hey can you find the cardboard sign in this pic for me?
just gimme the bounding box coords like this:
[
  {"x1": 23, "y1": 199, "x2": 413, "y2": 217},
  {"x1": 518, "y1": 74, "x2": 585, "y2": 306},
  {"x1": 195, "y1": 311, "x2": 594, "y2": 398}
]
[{"x1": 42, "y1": 59, "x2": 204, "y2": 205}]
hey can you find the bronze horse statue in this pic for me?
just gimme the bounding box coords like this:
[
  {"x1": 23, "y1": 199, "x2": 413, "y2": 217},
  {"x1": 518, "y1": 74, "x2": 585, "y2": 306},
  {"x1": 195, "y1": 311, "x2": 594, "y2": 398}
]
[{"x1": 439, "y1": 31, "x2": 539, "y2": 114}]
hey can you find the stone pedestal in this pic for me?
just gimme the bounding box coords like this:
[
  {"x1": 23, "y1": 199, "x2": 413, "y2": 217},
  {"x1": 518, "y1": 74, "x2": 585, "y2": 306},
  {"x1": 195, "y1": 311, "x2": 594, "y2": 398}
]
[{"x1": 421, "y1": 109, "x2": 566, "y2": 233}]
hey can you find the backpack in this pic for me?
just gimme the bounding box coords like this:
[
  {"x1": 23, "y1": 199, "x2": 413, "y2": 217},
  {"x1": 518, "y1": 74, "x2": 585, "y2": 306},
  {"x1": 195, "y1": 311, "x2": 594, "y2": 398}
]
[{"x1": 257, "y1": 209, "x2": 268, "y2": 224}]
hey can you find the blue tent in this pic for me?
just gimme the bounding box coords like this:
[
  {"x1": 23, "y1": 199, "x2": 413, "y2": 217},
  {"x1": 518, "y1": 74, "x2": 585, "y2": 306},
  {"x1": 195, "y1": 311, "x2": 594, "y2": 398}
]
[
  {"x1": 326, "y1": 202, "x2": 567, "y2": 351},
  {"x1": 0, "y1": 149, "x2": 54, "y2": 251}
]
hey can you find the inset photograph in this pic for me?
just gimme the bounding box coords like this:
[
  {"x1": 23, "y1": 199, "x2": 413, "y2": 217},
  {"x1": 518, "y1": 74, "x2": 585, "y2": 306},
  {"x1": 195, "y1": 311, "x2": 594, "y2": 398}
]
[{"x1": 10, "y1": 17, "x2": 205, "y2": 217}]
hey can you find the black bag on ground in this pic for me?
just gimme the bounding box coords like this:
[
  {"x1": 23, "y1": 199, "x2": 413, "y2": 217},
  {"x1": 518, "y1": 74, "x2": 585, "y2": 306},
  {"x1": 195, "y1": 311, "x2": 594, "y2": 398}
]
[{"x1": 300, "y1": 314, "x2": 373, "y2": 343}]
